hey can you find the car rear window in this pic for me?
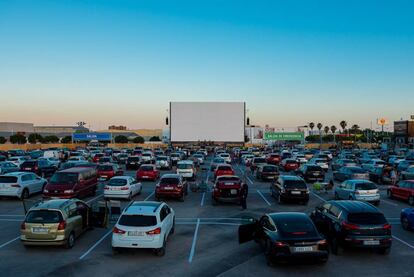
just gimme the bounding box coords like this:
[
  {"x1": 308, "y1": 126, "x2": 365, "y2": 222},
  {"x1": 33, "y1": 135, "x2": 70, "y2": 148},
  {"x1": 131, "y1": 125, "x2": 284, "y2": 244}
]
[
  {"x1": 26, "y1": 210, "x2": 63, "y2": 224},
  {"x1": 140, "y1": 166, "x2": 154, "y2": 171},
  {"x1": 0, "y1": 176, "x2": 18, "y2": 183},
  {"x1": 98, "y1": 165, "x2": 113, "y2": 171},
  {"x1": 160, "y1": 177, "x2": 179, "y2": 184},
  {"x1": 284, "y1": 180, "x2": 307, "y2": 189},
  {"x1": 178, "y1": 163, "x2": 192, "y2": 169},
  {"x1": 218, "y1": 165, "x2": 231, "y2": 170},
  {"x1": 263, "y1": 166, "x2": 277, "y2": 172},
  {"x1": 254, "y1": 158, "x2": 266, "y2": 163},
  {"x1": 347, "y1": 213, "x2": 386, "y2": 225},
  {"x1": 274, "y1": 217, "x2": 317, "y2": 237},
  {"x1": 218, "y1": 176, "x2": 240, "y2": 182},
  {"x1": 349, "y1": 167, "x2": 366, "y2": 173},
  {"x1": 157, "y1": 157, "x2": 168, "y2": 161},
  {"x1": 50, "y1": 172, "x2": 79, "y2": 184},
  {"x1": 307, "y1": 165, "x2": 322, "y2": 171},
  {"x1": 355, "y1": 182, "x2": 377, "y2": 190},
  {"x1": 21, "y1": 161, "x2": 36, "y2": 167},
  {"x1": 118, "y1": 215, "x2": 157, "y2": 227},
  {"x1": 285, "y1": 160, "x2": 297, "y2": 164},
  {"x1": 128, "y1": 157, "x2": 140, "y2": 162},
  {"x1": 108, "y1": 179, "x2": 128, "y2": 186}
]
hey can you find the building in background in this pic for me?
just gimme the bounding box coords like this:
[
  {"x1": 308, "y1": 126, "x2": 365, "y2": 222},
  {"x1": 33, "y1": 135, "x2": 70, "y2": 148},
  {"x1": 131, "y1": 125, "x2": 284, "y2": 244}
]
[
  {"x1": 394, "y1": 119, "x2": 414, "y2": 146},
  {"x1": 0, "y1": 122, "x2": 34, "y2": 137},
  {"x1": 99, "y1": 129, "x2": 163, "y2": 141},
  {"x1": 33, "y1": 126, "x2": 89, "y2": 136},
  {"x1": 108, "y1": 125, "x2": 127, "y2": 131}
]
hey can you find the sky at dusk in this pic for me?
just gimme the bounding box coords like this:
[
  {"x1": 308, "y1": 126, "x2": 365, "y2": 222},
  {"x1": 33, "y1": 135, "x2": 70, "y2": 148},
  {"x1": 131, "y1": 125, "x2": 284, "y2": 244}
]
[{"x1": 0, "y1": 0, "x2": 413, "y2": 131}]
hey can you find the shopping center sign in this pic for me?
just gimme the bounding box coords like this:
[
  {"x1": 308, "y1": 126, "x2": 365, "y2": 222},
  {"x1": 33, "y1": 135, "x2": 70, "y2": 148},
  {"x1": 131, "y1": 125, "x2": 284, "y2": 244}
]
[{"x1": 264, "y1": 132, "x2": 304, "y2": 141}]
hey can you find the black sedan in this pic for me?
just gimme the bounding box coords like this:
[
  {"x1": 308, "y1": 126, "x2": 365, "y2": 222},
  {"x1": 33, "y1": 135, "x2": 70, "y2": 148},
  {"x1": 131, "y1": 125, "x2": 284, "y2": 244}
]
[
  {"x1": 239, "y1": 212, "x2": 329, "y2": 265},
  {"x1": 332, "y1": 166, "x2": 369, "y2": 182}
]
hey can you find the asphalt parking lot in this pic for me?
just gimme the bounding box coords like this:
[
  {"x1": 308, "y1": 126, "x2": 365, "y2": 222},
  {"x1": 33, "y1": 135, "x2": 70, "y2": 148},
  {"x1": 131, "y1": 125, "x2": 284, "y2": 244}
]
[{"x1": 1, "y1": 157, "x2": 414, "y2": 277}]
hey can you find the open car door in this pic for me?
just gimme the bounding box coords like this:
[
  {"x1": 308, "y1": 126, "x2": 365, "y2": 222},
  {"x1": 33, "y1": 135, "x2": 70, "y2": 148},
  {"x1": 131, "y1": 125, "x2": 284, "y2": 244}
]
[{"x1": 238, "y1": 218, "x2": 259, "y2": 244}]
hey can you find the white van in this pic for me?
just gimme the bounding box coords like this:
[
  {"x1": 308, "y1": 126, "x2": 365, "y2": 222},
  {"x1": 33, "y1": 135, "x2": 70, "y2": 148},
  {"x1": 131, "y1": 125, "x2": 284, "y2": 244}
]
[{"x1": 43, "y1": 150, "x2": 60, "y2": 159}]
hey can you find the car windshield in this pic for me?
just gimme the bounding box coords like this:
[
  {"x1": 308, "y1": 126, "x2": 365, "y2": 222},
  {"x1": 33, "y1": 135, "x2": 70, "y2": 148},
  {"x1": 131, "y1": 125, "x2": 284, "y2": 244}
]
[
  {"x1": 50, "y1": 172, "x2": 79, "y2": 184},
  {"x1": 0, "y1": 176, "x2": 18, "y2": 183},
  {"x1": 160, "y1": 177, "x2": 179, "y2": 184},
  {"x1": 178, "y1": 164, "x2": 192, "y2": 169},
  {"x1": 108, "y1": 179, "x2": 128, "y2": 186},
  {"x1": 140, "y1": 166, "x2": 154, "y2": 171},
  {"x1": 26, "y1": 210, "x2": 63, "y2": 224},
  {"x1": 263, "y1": 166, "x2": 277, "y2": 172},
  {"x1": 347, "y1": 213, "x2": 386, "y2": 225},
  {"x1": 274, "y1": 217, "x2": 317, "y2": 237},
  {"x1": 284, "y1": 180, "x2": 307, "y2": 189},
  {"x1": 22, "y1": 161, "x2": 36, "y2": 167},
  {"x1": 97, "y1": 165, "x2": 113, "y2": 171},
  {"x1": 355, "y1": 182, "x2": 377, "y2": 190},
  {"x1": 218, "y1": 176, "x2": 240, "y2": 182},
  {"x1": 118, "y1": 215, "x2": 157, "y2": 227}
]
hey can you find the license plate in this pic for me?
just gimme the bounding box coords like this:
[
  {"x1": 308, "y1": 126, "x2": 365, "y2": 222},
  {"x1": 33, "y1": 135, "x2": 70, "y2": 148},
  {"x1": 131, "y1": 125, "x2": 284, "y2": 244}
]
[
  {"x1": 363, "y1": 240, "x2": 380, "y2": 245},
  {"x1": 313, "y1": 173, "x2": 319, "y2": 176},
  {"x1": 25, "y1": 168, "x2": 31, "y2": 170},
  {"x1": 164, "y1": 186, "x2": 173, "y2": 190},
  {"x1": 143, "y1": 176, "x2": 149, "y2": 178},
  {"x1": 294, "y1": 246, "x2": 313, "y2": 252},
  {"x1": 291, "y1": 191, "x2": 301, "y2": 195},
  {"x1": 230, "y1": 189, "x2": 237, "y2": 195},
  {"x1": 128, "y1": 231, "x2": 144, "y2": 236},
  {"x1": 225, "y1": 182, "x2": 235, "y2": 185},
  {"x1": 32, "y1": 227, "x2": 48, "y2": 234}
]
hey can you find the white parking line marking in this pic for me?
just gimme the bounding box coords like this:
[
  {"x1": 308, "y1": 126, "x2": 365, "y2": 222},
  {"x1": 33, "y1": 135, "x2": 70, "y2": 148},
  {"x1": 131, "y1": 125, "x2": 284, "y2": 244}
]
[
  {"x1": 188, "y1": 218, "x2": 200, "y2": 263},
  {"x1": 86, "y1": 194, "x2": 103, "y2": 204},
  {"x1": 79, "y1": 230, "x2": 112, "y2": 260},
  {"x1": 311, "y1": 192, "x2": 328, "y2": 202},
  {"x1": 200, "y1": 192, "x2": 205, "y2": 207},
  {"x1": 0, "y1": 219, "x2": 22, "y2": 222},
  {"x1": 144, "y1": 191, "x2": 155, "y2": 201},
  {"x1": 381, "y1": 199, "x2": 399, "y2": 207},
  {"x1": 392, "y1": 235, "x2": 414, "y2": 250},
  {"x1": 257, "y1": 190, "x2": 271, "y2": 206},
  {"x1": 246, "y1": 175, "x2": 254, "y2": 185},
  {"x1": 0, "y1": 236, "x2": 20, "y2": 249},
  {"x1": 0, "y1": 215, "x2": 25, "y2": 217}
]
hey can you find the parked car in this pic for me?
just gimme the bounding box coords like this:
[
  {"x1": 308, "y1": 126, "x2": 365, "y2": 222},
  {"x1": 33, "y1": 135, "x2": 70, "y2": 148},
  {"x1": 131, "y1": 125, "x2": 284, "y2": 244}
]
[
  {"x1": 250, "y1": 157, "x2": 267, "y2": 171},
  {"x1": 39, "y1": 157, "x2": 60, "y2": 168},
  {"x1": 255, "y1": 164, "x2": 279, "y2": 181},
  {"x1": 43, "y1": 167, "x2": 98, "y2": 199},
  {"x1": 310, "y1": 200, "x2": 391, "y2": 255},
  {"x1": 155, "y1": 174, "x2": 187, "y2": 201},
  {"x1": 176, "y1": 160, "x2": 196, "y2": 180},
  {"x1": 112, "y1": 201, "x2": 175, "y2": 256},
  {"x1": 116, "y1": 153, "x2": 129, "y2": 164},
  {"x1": 155, "y1": 156, "x2": 171, "y2": 170},
  {"x1": 238, "y1": 212, "x2": 329, "y2": 265},
  {"x1": 212, "y1": 175, "x2": 243, "y2": 204},
  {"x1": 137, "y1": 164, "x2": 160, "y2": 181},
  {"x1": 8, "y1": 156, "x2": 28, "y2": 167},
  {"x1": 126, "y1": 156, "x2": 141, "y2": 170},
  {"x1": 334, "y1": 180, "x2": 380, "y2": 205},
  {"x1": 387, "y1": 180, "x2": 414, "y2": 205},
  {"x1": 170, "y1": 153, "x2": 181, "y2": 166},
  {"x1": 296, "y1": 164, "x2": 325, "y2": 183},
  {"x1": 98, "y1": 156, "x2": 113, "y2": 164},
  {"x1": 332, "y1": 166, "x2": 369, "y2": 182},
  {"x1": 59, "y1": 161, "x2": 97, "y2": 170},
  {"x1": 309, "y1": 158, "x2": 329, "y2": 171},
  {"x1": 280, "y1": 158, "x2": 300, "y2": 172},
  {"x1": 397, "y1": 160, "x2": 414, "y2": 172},
  {"x1": 97, "y1": 163, "x2": 123, "y2": 181},
  {"x1": 104, "y1": 176, "x2": 142, "y2": 200},
  {"x1": 266, "y1": 153, "x2": 281, "y2": 165},
  {"x1": 331, "y1": 159, "x2": 358, "y2": 171},
  {"x1": 270, "y1": 176, "x2": 309, "y2": 205},
  {"x1": 214, "y1": 164, "x2": 234, "y2": 180},
  {"x1": 0, "y1": 161, "x2": 19, "y2": 174},
  {"x1": 92, "y1": 153, "x2": 105, "y2": 163},
  {"x1": 141, "y1": 151, "x2": 155, "y2": 164},
  {"x1": 401, "y1": 166, "x2": 414, "y2": 180},
  {"x1": 211, "y1": 157, "x2": 226, "y2": 171},
  {"x1": 401, "y1": 208, "x2": 414, "y2": 231},
  {"x1": 0, "y1": 172, "x2": 47, "y2": 199},
  {"x1": 20, "y1": 159, "x2": 57, "y2": 178},
  {"x1": 21, "y1": 199, "x2": 93, "y2": 248}
]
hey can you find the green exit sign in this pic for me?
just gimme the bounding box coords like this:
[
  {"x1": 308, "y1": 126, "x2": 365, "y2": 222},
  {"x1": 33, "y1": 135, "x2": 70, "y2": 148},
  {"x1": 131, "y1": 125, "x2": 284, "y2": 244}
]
[{"x1": 264, "y1": 132, "x2": 304, "y2": 141}]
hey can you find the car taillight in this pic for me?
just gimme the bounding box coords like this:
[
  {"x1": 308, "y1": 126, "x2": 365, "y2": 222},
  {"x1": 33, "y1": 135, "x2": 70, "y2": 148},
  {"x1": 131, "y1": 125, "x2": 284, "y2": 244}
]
[
  {"x1": 156, "y1": 183, "x2": 160, "y2": 188},
  {"x1": 10, "y1": 184, "x2": 21, "y2": 188},
  {"x1": 355, "y1": 190, "x2": 361, "y2": 195},
  {"x1": 57, "y1": 221, "x2": 66, "y2": 230},
  {"x1": 291, "y1": 231, "x2": 307, "y2": 235},
  {"x1": 146, "y1": 227, "x2": 161, "y2": 235},
  {"x1": 274, "y1": 241, "x2": 288, "y2": 247},
  {"x1": 177, "y1": 184, "x2": 183, "y2": 188},
  {"x1": 20, "y1": 222, "x2": 26, "y2": 230},
  {"x1": 317, "y1": 239, "x2": 328, "y2": 245},
  {"x1": 34, "y1": 166, "x2": 38, "y2": 170},
  {"x1": 120, "y1": 187, "x2": 129, "y2": 190},
  {"x1": 113, "y1": 226, "x2": 126, "y2": 234},
  {"x1": 342, "y1": 221, "x2": 360, "y2": 230},
  {"x1": 383, "y1": 224, "x2": 392, "y2": 230},
  {"x1": 103, "y1": 186, "x2": 109, "y2": 190}
]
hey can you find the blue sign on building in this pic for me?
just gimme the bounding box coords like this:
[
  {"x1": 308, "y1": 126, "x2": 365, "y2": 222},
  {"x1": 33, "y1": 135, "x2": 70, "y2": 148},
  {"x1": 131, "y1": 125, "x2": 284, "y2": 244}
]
[{"x1": 72, "y1": 132, "x2": 112, "y2": 141}]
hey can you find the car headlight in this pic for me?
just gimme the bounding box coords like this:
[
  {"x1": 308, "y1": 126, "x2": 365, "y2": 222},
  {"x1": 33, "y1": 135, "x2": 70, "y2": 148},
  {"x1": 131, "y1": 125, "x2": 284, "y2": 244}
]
[
  {"x1": 43, "y1": 189, "x2": 49, "y2": 193},
  {"x1": 64, "y1": 190, "x2": 74, "y2": 194}
]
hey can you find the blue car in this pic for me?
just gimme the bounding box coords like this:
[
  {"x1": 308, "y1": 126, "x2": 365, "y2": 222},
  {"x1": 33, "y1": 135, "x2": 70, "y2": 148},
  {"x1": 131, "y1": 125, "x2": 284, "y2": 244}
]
[{"x1": 401, "y1": 208, "x2": 414, "y2": 231}]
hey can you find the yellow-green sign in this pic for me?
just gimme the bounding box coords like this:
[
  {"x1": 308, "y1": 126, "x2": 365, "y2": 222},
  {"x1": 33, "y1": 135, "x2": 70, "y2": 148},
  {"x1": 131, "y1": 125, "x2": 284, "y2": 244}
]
[{"x1": 264, "y1": 132, "x2": 304, "y2": 141}]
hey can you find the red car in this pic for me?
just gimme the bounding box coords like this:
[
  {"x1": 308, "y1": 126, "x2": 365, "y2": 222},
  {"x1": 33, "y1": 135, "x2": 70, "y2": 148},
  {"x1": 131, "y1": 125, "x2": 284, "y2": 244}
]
[
  {"x1": 97, "y1": 163, "x2": 123, "y2": 181},
  {"x1": 280, "y1": 159, "x2": 300, "y2": 172},
  {"x1": 214, "y1": 164, "x2": 235, "y2": 180},
  {"x1": 212, "y1": 175, "x2": 243, "y2": 204},
  {"x1": 388, "y1": 180, "x2": 414, "y2": 205},
  {"x1": 266, "y1": 153, "x2": 281, "y2": 165},
  {"x1": 155, "y1": 174, "x2": 187, "y2": 201},
  {"x1": 93, "y1": 153, "x2": 105, "y2": 163},
  {"x1": 137, "y1": 164, "x2": 160, "y2": 181}
]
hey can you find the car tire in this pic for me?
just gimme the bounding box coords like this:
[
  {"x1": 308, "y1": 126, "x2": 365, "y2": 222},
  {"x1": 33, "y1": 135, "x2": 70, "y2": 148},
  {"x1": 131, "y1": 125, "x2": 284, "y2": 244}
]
[
  {"x1": 42, "y1": 182, "x2": 47, "y2": 193},
  {"x1": 277, "y1": 193, "x2": 283, "y2": 204},
  {"x1": 112, "y1": 247, "x2": 121, "y2": 255},
  {"x1": 138, "y1": 187, "x2": 142, "y2": 195},
  {"x1": 170, "y1": 218, "x2": 175, "y2": 235},
  {"x1": 154, "y1": 238, "x2": 166, "y2": 257},
  {"x1": 402, "y1": 217, "x2": 410, "y2": 230},
  {"x1": 20, "y1": 188, "x2": 29, "y2": 200},
  {"x1": 409, "y1": 196, "x2": 414, "y2": 206},
  {"x1": 330, "y1": 237, "x2": 342, "y2": 255},
  {"x1": 65, "y1": 232, "x2": 75, "y2": 249},
  {"x1": 128, "y1": 193, "x2": 132, "y2": 201},
  {"x1": 377, "y1": 247, "x2": 391, "y2": 255}
]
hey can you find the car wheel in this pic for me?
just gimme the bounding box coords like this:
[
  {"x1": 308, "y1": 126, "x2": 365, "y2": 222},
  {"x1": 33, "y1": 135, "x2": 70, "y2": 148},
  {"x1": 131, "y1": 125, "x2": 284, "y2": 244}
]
[
  {"x1": 277, "y1": 193, "x2": 283, "y2": 204},
  {"x1": 330, "y1": 237, "x2": 342, "y2": 255},
  {"x1": 377, "y1": 247, "x2": 391, "y2": 255},
  {"x1": 153, "y1": 238, "x2": 166, "y2": 257},
  {"x1": 387, "y1": 190, "x2": 393, "y2": 199},
  {"x1": 409, "y1": 196, "x2": 414, "y2": 206},
  {"x1": 264, "y1": 239, "x2": 274, "y2": 267},
  {"x1": 42, "y1": 182, "x2": 47, "y2": 193},
  {"x1": 20, "y1": 188, "x2": 29, "y2": 200},
  {"x1": 65, "y1": 232, "x2": 75, "y2": 249},
  {"x1": 402, "y1": 217, "x2": 410, "y2": 230},
  {"x1": 138, "y1": 187, "x2": 142, "y2": 195},
  {"x1": 170, "y1": 218, "x2": 175, "y2": 235},
  {"x1": 128, "y1": 192, "x2": 132, "y2": 201}
]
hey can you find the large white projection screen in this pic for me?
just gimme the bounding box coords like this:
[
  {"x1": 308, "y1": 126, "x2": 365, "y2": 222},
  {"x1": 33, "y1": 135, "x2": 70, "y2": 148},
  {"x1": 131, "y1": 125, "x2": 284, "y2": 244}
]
[{"x1": 170, "y1": 102, "x2": 245, "y2": 142}]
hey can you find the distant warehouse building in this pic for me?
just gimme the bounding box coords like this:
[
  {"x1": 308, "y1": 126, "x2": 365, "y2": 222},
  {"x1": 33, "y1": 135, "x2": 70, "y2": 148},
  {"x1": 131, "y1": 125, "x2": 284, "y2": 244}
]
[
  {"x1": 0, "y1": 122, "x2": 34, "y2": 137},
  {"x1": 33, "y1": 126, "x2": 89, "y2": 137},
  {"x1": 394, "y1": 119, "x2": 414, "y2": 146}
]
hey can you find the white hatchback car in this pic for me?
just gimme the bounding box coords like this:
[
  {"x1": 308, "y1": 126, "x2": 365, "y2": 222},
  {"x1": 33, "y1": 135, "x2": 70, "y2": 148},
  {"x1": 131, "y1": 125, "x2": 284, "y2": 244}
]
[
  {"x1": 112, "y1": 201, "x2": 175, "y2": 256},
  {"x1": 0, "y1": 172, "x2": 47, "y2": 199},
  {"x1": 104, "y1": 176, "x2": 142, "y2": 200}
]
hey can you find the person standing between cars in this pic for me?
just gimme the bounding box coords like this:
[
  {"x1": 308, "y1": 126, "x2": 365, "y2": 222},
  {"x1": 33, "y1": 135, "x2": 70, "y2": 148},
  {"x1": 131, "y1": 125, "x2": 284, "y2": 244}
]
[
  {"x1": 240, "y1": 182, "x2": 249, "y2": 210},
  {"x1": 390, "y1": 167, "x2": 398, "y2": 185}
]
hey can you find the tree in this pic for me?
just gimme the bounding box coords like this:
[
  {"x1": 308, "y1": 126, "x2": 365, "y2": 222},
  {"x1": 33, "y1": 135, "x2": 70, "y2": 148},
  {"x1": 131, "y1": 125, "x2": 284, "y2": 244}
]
[
  {"x1": 340, "y1": 120, "x2": 347, "y2": 134},
  {"x1": 0, "y1": 136, "x2": 6, "y2": 144},
  {"x1": 132, "y1": 136, "x2": 145, "y2": 143},
  {"x1": 149, "y1": 136, "x2": 161, "y2": 142},
  {"x1": 316, "y1": 123, "x2": 323, "y2": 144},
  {"x1": 330, "y1": 125, "x2": 337, "y2": 143},
  {"x1": 309, "y1": 122, "x2": 315, "y2": 134},
  {"x1": 61, "y1": 136, "x2": 72, "y2": 143},
  {"x1": 28, "y1": 133, "x2": 43, "y2": 144},
  {"x1": 114, "y1": 135, "x2": 128, "y2": 143},
  {"x1": 351, "y1": 124, "x2": 360, "y2": 134},
  {"x1": 9, "y1": 134, "x2": 26, "y2": 144},
  {"x1": 42, "y1": 135, "x2": 60, "y2": 143}
]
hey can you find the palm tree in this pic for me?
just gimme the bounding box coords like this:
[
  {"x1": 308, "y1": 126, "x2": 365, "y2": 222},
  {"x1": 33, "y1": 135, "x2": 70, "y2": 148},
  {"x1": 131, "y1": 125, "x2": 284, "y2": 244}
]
[
  {"x1": 317, "y1": 123, "x2": 323, "y2": 144},
  {"x1": 351, "y1": 124, "x2": 360, "y2": 142},
  {"x1": 340, "y1": 120, "x2": 347, "y2": 134},
  {"x1": 309, "y1": 122, "x2": 315, "y2": 135},
  {"x1": 330, "y1": 125, "x2": 337, "y2": 143}
]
